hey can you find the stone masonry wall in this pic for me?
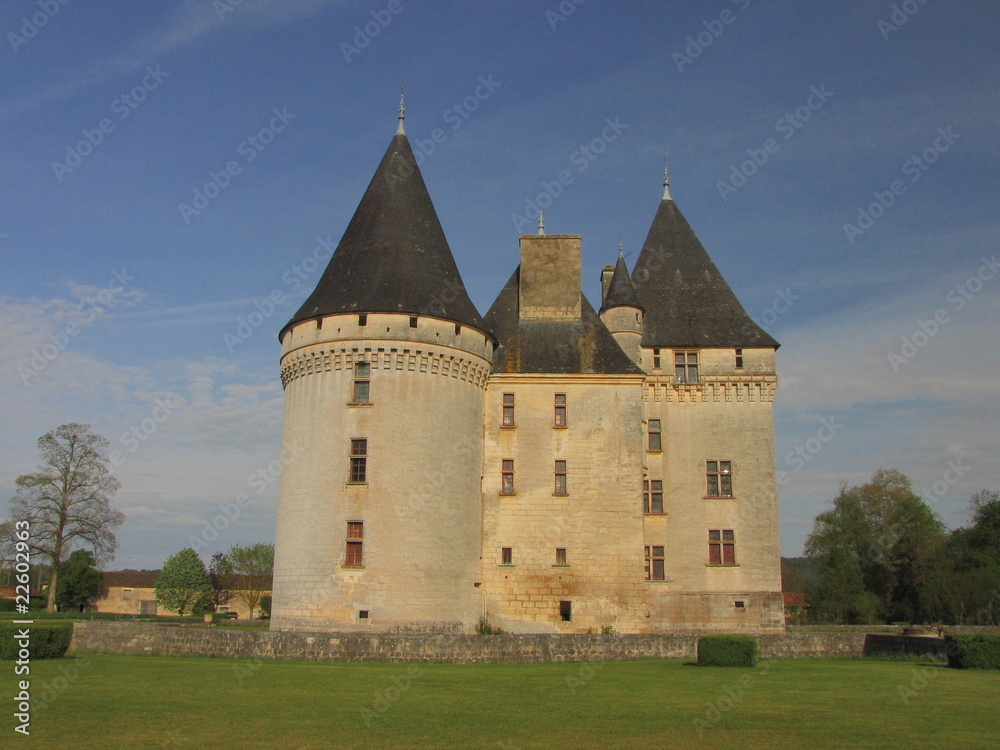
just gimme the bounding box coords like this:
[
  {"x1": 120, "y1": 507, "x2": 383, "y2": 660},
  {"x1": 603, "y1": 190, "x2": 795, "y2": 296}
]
[{"x1": 70, "y1": 621, "x2": 869, "y2": 662}]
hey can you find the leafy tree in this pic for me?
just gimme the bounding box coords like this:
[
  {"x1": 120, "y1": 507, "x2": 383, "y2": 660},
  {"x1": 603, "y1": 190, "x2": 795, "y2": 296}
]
[
  {"x1": 6, "y1": 424, "x2": 124, "y2": 612},
  {"x1": 805, "y1": 469, "x2": 946, "y2": 623},
  {"x1": 217, "y1": 543, "x2": 273, "y2": 620},
  {"x1": 155, "y1": 548, "x2": 213, "y2": 616},
  {"x1": 55, "y1": 549, "x2": 105, "y2": 611},
  {"x1": 207, "y1": 552, "x2": 231, "y2": 610}
]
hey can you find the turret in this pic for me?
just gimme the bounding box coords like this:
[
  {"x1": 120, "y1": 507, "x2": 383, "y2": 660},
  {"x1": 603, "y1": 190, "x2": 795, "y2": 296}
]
[
  {"x1": 271, "y1": 99, "x2": 492, "y2": 633},
  {"x1": 599, "y1": 244, "x2": 644, "y2": 365}
]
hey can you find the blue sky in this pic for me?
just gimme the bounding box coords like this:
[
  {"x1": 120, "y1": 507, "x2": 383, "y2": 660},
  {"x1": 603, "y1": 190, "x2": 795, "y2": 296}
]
[{"x1": 2, "y1": 0, "x2": 998, "y2": 569}]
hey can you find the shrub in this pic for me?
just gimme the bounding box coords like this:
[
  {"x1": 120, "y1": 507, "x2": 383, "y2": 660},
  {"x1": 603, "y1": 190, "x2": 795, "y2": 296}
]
[
  {"x1": 476, "y1": 616, "x2": 504, "y2": 635},
  {"x1": 0, "y1": 598, "x2": 16, "y2": 612},
  {"x1": 0, "y1": 622, "x2": 73, "y2": 660},
  {"x1": 944, "y1": 634, "x2": 1000, "y2": 669},
  {"x1": 259, "y1": 595, "x2": 272, "y2": 619},
  {"x1": 697, "y1": 635, "x2": 758, "y2": 667}
]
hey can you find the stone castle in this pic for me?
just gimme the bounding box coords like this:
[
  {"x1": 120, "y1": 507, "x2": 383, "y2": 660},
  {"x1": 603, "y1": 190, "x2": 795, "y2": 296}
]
[{"x1": 270, "y1": 108, "x2": 783, "y2": 634}]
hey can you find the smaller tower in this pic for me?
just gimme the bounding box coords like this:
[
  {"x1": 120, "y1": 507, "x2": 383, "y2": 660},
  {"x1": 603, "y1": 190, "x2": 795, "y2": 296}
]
[{"x1": 599, "y1": 244, "x2": 643, "y2": 365}]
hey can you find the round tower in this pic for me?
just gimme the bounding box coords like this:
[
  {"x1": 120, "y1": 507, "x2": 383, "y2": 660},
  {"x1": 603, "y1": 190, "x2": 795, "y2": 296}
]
[
  {"x1": 271, "y1": 110, "x2": 492, "y2": 633},
  {"x1": 599, "y1": 245, "x2": 644, "y2": 366}
]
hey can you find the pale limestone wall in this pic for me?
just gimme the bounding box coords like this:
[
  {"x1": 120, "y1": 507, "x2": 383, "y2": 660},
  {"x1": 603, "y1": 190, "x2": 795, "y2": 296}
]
[
  {"x1": 271, "y1": 313, "x2": 491, "y2": 632},
  {"x1": 481, "y1": 374, "x2": 648, "y2": 633},
  {"x1": 93, "y1": 587, "x2": 166, "y2": 616},
  {"x1": 640, "y1": 346, "x2": 783, "y2": 632}
]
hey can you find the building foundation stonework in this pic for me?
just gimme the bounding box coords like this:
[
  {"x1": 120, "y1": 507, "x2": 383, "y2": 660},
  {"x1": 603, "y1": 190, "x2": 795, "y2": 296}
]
[{"x1": 270, "y1": 114, "x2": 784, "y2": 635}]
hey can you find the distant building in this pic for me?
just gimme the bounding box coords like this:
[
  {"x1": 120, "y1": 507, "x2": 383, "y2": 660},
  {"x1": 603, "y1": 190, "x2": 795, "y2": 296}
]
[
  {"x1": 271, "y1": 107, "x2": 783, "y2": 634},
  {"x1": 93, "y1": 572, "x2": 269, "y2": 619}
]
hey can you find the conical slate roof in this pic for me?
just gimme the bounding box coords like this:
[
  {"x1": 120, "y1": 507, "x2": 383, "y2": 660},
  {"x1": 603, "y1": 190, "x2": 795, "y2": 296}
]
[
  {"x1": 282, "y1": 132, "x2": 486, "y2": 336},
  {"x1": 631, "y1": 199, "x2": 778, "y2": 349},
  {"x1": 600, "y1": 252, "x2": 643, "y2": 313},
  {"x1": 485, "y1": 267, "x2": 644, "y2": 375}
]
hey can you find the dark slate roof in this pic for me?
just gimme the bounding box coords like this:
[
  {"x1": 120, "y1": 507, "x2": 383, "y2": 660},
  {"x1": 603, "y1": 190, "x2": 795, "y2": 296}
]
[
  {"x1": 102, "y1": 571, "x2": 159, "y2": 588},
  {"x1": 282, "y1": 133, "x2": 486, "y2": 336},
  {"x1": 484, "y1": 267, "x2": 644, "y2": 375},
  {"x1": 631, "y1": 199, "x2": 779, "y2": 349},
  {"x1": 600, "y1": 252, "x2": 643, "y2": 313}
]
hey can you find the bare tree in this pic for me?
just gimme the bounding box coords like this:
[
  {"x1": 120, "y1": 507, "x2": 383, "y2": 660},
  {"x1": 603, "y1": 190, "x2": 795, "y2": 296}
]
[
  {"x1": 7, "y1": 423, "x2": 124, "y2": 612},
  {"x1": 218, "y1": 543, "x2": 273, "y2": 619}
]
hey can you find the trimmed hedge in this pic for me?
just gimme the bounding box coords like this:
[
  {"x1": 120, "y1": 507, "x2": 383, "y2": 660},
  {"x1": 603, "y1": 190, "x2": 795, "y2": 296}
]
[
  {"x1": 697, "y1": 635, "x2": 758, "y2": 667},
  {"x1": 0, "y1": 622, "x2": 73, "y2": 660},
  {"x1": 945, "y1": 634, "x2": 1000, "y2": 669}
]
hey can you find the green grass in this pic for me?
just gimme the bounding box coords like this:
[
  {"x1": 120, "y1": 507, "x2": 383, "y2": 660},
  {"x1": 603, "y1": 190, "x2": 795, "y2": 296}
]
[{"x1": 18, "y1": 655, "x2": 1000, "y2": 749}]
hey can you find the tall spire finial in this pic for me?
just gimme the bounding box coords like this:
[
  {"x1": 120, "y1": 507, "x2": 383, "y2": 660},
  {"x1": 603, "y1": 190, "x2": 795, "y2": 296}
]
[
  {"x1": 538, "y1": 211, "x2": 545, "y2": 235},
  {"x1": 396, "y1": 84, "x2": 406, "y2": 135},
  {"x1": 662, "y1": 149, "x2": 672, "y2": 200},
  {"x1": 618, "y1": 240, "x2": 624, "y2": 258}
]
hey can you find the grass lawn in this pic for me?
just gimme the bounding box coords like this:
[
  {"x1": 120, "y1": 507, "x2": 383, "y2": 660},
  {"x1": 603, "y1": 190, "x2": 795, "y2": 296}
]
[{"x1": 17, "y1": 654, "x2": 1000, "y2": 749}]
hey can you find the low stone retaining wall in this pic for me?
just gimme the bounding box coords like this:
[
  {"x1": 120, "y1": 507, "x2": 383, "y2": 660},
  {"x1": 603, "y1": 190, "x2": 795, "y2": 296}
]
[
  {"x1": 861, "y1": 634, "x2": 949, "y2": 658},
  {"x1": 69, "y1": 622, "x2": 871, "y2": 662}
]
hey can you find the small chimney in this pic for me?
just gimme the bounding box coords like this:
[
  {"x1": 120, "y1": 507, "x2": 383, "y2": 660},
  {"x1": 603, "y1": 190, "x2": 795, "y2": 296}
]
[{"x1": 600, "y1": 265, "x2": 615, "y2": 302}]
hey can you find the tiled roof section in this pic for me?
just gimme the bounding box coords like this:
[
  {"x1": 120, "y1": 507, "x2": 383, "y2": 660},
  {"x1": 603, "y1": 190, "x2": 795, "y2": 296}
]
[
  {"x1": 600, "y1": 252, "x2": 642, "y2": 312},
  {"x1": 484, "y1": 267, "x2": 644, "y2": 375},
  {"x1": 103, "y1": 571, "x2": 159, "y2": 588},
  {"x1": 631, "y1": 199, "x2": 779, "y2": 349},
  {"x1": 282, "y1": 133, "x2": 486, "y2": 336}
]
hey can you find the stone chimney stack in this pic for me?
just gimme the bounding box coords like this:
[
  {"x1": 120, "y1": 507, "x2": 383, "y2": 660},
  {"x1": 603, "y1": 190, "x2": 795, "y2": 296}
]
[
  {"x1": 518, "y1": 234, "x2": 582, "y2": 322},
  {"x1": 600, "y1": 264, "x2": 616, "y2": 302}
]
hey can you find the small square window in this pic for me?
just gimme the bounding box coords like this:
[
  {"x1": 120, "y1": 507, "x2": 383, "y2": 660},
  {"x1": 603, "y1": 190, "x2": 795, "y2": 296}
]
[
  {"x1": 359, "y1": 609, "x2": 370, "y2": 619},
  {"x1": 501, "y1": 547, "x2": 513, "y2": 565},
  {"x1": 358, "y1": 314, "x2": 367, "y2": 326},
  {"x1": 409, "y1": 316, "x2": 418, "y2": 328},
  {"x1": 555, "y1": 548, "x2": 567, "y2": 566},
  {"x1": 122, "y1": 588, "x2": 133, "y2": 601},
  {"x1": 455, "y1": 323, "x2": 461, "y2": 335},
  {"x1": 559, "y1": 600, "x2": 572, "y2": 622},
  {"x1": 734, "y1": 601, "x2": 745, "y2": 609}
]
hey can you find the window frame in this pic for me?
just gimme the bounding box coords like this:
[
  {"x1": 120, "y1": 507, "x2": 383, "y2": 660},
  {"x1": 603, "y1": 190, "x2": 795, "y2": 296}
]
[
  {"x1": 345, "y1": 521, "x2": 364, "y2": 568},
  {"x1": 645, "y1": 545, "x2": 665, "y2": 581},
  {"x1": 352, "y1": 361, "x2": 371, "y2": 404},
  {"x1": 555, "y1": 547, "x2": 568, "y2": 566},
  {"x1": 652, "y1": 348, "x2": 661, "y2": 369},
  {"x1": 735, "y1": 348, "x2": 744, "y2": 369},
  {"x1": 554, "y1": 459, "x2": 568, "y2": 495},
  {"x1": 500, "y1": 546, "x2": 513, "y2": 566},
  {"x1": 643, "y1": 479, "x2": 664, "y2": 514},
  {"x1": 647, "y1": 419, "x2": 662, "y2": 452},
  {"x1": 554, "y1": 393, "x2": 568, "y2": 428},
  {"x1": 501, "y1": 393, "x2": 515, "y2": 427},
  {"x1": 501, "y1": 459, "x2": 515, "y2": 495},
  {"x1": 121, "y1": 588, "x2": 133, "y2": 601},
  {"x1": 674, "y1": 350, "x2": 699, "y2": 383},
  {"x1": 349, "y1": 439, "x2": 368, "y2": 484},
  {"x1": 708, "y1": 529, "x2": 736, "y2": 566},
  {"x1": 706, "y1": 460, "x2": 733, "y2": 498}
]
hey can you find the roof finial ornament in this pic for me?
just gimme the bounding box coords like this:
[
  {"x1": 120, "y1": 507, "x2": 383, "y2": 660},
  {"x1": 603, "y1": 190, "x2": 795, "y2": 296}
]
[
  {"x1": 396, "y1": 84, "x2": 406, "y2": 135},
  {"x1": 538, "y1": 211, "x2": 545, "y2": 235},
  {"x1": 618, "y1": 240, "x2": 624, "y2": 258},
  {"x1": 662, "y1": 149, "x2": 672, "y2": 200}
]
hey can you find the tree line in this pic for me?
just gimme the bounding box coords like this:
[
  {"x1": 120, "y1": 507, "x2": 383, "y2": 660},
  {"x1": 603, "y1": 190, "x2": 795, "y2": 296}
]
[{"x1": 792, "y1": 468, "x2": 1000, "y2": 625}]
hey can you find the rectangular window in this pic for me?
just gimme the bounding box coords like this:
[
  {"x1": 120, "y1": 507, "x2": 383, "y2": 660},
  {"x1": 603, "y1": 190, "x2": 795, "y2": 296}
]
[
  {"x1": 501, "y1": 460, "x2": 515, "y2": 494},
  {"x1": 358, "y1": 314, "x2": 367, "y2": 326},
  {"x1": 359, "y1": 609, "x2": 370, "y2": 619},
  {"x1": 345, "y1": 522, "x2": 364, "y2": 567},
  {"x1": 706, "y1": 460, "x2": 733, "y2": 497},
  {"x1": 643, "y1": 480, "x2": 663, "y2": 514},
  {"x1": 502, "y1": 393, "x2": 515, "y2": 427},
  {"x1": 501, "y1": 547, "x2": 513, "y2": 565},
  {"x1": 353, "y1": 362, "x2": 371, "y2": 403},
  {"x1": 647, "y1": 419, "x2": 662, "y2": 452},
  {"x1": 735, "y1": 348, "x2": 744, "y2": 369},
  {"x1": 554, "y1": 393, "x2": 567, "y2": 427},
  {"x1": 645, "y1": 546, "x2": 665, "y2": 581},
  {"x1": 708, "y1": 529, "x2": 736, "y2": 566},
  {"x1": 409, "y1": 316, "x2": 418, "y2": 328},
  {"x1": 555, "y1": 548, "x2": 567, "y2": 566},
  {"x1": 122, "y1": 588, "x2": 133, "y2": 601},
  {"x1": 652, "y1": 348, "x2": 661, "y2": 369},
  {"x1": 455, "y1": 323, "x2": 461, "y2": 336},
  {"x1": 559, "y1": 600, "x2": 572, "y2": 622},
  {"x1": 674, "y1": 351, "x2": 699, "y2": 383},
  {"x1": 554, "y1": 460, "x2": 567, "y2": 495},
  {"x1": 349, "y1": 439, "x2": 367, "y2": 483}
]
